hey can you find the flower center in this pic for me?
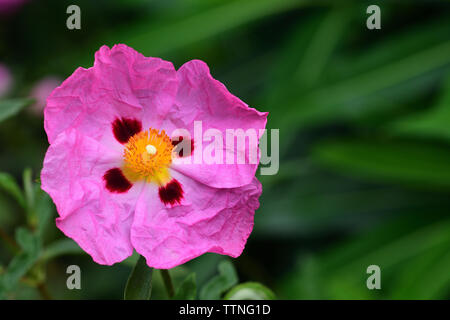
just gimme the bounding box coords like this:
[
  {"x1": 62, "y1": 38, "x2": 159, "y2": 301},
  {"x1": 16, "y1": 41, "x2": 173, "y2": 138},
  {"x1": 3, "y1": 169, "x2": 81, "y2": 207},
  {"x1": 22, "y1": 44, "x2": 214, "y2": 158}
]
[{"x1": 122, "y1": 128, "x2": 173, "y2": 185}]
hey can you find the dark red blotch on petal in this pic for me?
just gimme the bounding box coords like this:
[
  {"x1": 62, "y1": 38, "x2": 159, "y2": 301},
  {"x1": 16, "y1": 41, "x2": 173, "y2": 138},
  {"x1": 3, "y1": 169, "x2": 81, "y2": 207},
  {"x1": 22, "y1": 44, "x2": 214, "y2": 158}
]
[
  {"x1": 172, "y1": 136, "x2": 194, "y2": 157},
  {"x1": 159, "y1": 179, "x2": 184, "y2": 206},
  {"x1": 112, "y1": 117, "x2": 142, "y2": 144},
  {"x1": 103, "y1": 168, "x2": 132, "y2": 193}
]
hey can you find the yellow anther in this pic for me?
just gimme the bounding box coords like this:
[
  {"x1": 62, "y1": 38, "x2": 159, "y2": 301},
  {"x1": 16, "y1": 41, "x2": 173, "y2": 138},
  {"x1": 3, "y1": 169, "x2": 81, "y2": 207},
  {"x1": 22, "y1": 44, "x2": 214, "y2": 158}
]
[{"x1": 122, "y1": 129, "x2": 172, "y2": 185}]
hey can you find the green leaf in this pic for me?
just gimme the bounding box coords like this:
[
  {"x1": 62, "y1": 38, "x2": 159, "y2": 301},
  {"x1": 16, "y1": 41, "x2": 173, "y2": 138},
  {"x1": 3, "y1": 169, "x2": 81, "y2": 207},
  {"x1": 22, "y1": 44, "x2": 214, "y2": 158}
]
[
  {"x1": 124, "y1": 0, "x2": 307, "y2": 55},
  {"x1": 199, "y1": 260, "x2": 238, "y2": 300},
  {"x1": 22, "y1": 168, "x2": 37, "y2": 227},
  {"x1": 0, "y1": 172, "x2": 25, "y2": 208},
  {"x1": 41, "y1": 239, "x2": 83, "y2": 261},
  {"x1": 312, "y1": 139, "x2": 450, "y2": 189},
  {"x1": 402, "y1": 249, "x2": 450, "y2": 299},
  {"x1": 224, "y1": 282, "x2": 276, "y2": 300},
  {"x1": 22, "y1": 169, "x2": 34, "y2": 210},
  {"x1": 390, "y1": 243, "x2": 450, "y2": 299},
  {"x1": 0, "y1": 99, "x2": 32, "y2": 122},
  {"x1": 33, "y1": 188, "x2": 55, "y2": 238},
  {"x1": 124, "y1": 255, "x2": 153, "y2": 300},
  {"x1": 328, "y1": 16, "x2": 450, "y2": 81},
  {"x1": 54, "y1": 0, "x2": 310, "y2": 72},
  {"x1": 322, "y1": 219, "x2": 450, "y2": 299},
  {"x1": 173, "y1": 273, "x2": 197, "y2": 300},
  {"x1": 390, "y1": 74, "x2": 450, "y2": 141},
  {"x1": 257, "y1": 165, "x2": 450, "y2": 239},
  {"x1": 272, "y1": 38, "x2": 450, "y2": 133},
  {"x1": 15, "y1": 228, "x2": 39, "y2": 253},
  {"x1": 0, "y1": 228, "x2": 40, "y2": 294},
  {"x1": 280, "y1": 216, "x2": 450, "y2": 299},
  {"x1": 294, "y1": 8, "x2": 351, "y2": 88}
]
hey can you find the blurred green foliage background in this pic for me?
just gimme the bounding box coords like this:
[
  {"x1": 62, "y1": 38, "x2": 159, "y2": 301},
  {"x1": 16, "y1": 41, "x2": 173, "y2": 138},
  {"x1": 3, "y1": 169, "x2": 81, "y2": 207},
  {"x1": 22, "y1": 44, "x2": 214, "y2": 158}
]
[{"x1": 1, "y1": 0, "x2": 450, "y2": 299}]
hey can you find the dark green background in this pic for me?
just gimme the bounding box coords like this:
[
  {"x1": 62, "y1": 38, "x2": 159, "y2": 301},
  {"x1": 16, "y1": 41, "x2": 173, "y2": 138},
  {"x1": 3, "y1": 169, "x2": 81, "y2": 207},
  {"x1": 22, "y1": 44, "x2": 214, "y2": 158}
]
[{"x1": 1, "y1": 0, "x2": 450, "y2": 299}]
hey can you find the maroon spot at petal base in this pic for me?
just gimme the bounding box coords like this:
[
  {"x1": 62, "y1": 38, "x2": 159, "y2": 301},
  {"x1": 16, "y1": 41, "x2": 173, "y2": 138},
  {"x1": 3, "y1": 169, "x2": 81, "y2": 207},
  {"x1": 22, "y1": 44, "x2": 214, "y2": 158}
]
[
  {"x1": 171, "y1": 136, "x2": 194, "y2": 157},
  {"x1": 159, "y1": 179, "x2": 184, "y2": 206},
  {"x1": 103, "y1": 168, "x2": 132, "y2": 193},
  {"x1": 112, "y1": 117, "x2": 142, "y2": 144}
]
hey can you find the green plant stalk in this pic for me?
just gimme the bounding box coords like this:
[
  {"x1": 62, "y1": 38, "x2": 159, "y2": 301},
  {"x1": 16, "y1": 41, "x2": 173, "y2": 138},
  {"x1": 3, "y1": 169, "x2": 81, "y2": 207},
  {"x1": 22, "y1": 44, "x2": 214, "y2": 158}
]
[
  {"x1": 161, "y1": 269, "x2": 175, "y2": 299},
  {"x1": 23, "y1": 169, "x2": 37, "y2": 229}
]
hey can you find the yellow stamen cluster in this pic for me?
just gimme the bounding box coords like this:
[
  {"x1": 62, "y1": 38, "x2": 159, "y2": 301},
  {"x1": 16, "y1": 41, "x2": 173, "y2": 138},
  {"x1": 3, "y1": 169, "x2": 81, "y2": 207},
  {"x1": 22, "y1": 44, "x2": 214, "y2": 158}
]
[{"x1": 123, "y1": 129, "x2": 173, "y2": 185}]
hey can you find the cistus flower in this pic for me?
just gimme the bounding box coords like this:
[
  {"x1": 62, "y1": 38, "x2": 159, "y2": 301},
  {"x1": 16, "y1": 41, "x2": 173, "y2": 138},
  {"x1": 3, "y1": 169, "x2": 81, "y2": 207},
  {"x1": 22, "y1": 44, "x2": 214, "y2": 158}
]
[{"x1": 41, "y1": 44, "x2": 267, "y2": 269}]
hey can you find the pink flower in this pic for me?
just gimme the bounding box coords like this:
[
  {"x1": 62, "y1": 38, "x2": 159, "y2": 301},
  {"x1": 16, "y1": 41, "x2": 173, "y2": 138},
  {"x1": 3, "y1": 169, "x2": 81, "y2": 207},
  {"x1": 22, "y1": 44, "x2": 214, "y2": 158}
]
[
  {"x1": 0, "y1": 63, "x2": 12, "y2": 97},
  {"x1": 41, "y1": 44, "x2": 267, "y2": 269},
  {"x1": 30, "y1": 76, "x2": 61, "y2": 115}
]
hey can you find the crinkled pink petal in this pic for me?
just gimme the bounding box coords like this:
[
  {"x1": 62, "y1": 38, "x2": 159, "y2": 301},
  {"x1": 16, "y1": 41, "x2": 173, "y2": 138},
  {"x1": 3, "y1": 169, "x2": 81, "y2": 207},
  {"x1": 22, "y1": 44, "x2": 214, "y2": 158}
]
[
  {"x1": 44, "y1": 44, "x2": 178, "y2": 152},
  {"x1": 41, "y1": 129, "x2": 141, "y2": 265},
  {"x1": 130, "y1": 170, "x2": 262, "y2": 269},
  {"x1": 165, "y1": 60, "x2": 268, "y2": 188}
]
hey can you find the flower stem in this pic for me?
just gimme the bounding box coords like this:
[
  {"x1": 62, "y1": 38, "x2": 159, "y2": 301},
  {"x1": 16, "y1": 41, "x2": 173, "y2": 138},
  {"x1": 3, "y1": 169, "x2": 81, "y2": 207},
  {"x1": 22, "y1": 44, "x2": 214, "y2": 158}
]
[
  {"x1": 160, "y1": 269, "x2": 174, "y2": 299},
  {"x1": 37, "y1": 283, "x2": 52, "y2": 300}
]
